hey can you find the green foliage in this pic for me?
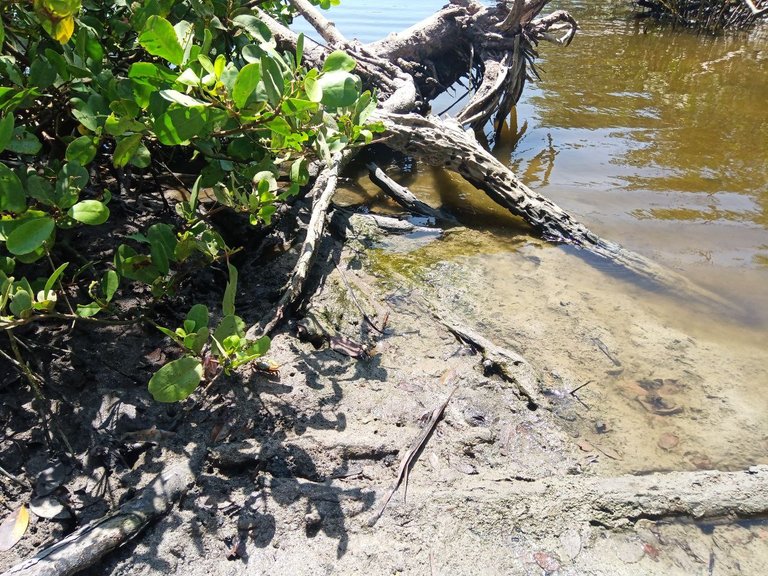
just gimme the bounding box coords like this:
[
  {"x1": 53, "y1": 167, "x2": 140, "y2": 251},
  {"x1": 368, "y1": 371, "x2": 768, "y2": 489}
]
[
  {"x1": 0, "y1": 0, "x2": 381, "y2": 401},
  {"x1": 150, "y1": 263, "x2": 271, "y2": 402}
]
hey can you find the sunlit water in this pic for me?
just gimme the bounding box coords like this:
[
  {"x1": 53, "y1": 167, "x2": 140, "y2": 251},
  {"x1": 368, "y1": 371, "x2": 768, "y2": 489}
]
[{"x1": 297, "y1": 1, "x2": 768, "y2": 471}]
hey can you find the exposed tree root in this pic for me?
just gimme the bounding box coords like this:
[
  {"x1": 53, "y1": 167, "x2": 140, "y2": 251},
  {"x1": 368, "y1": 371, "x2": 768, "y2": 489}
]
[
  {"x1": 435, "y1": 465, "x2": 768, "y2": 529},
  {"x1": 377, "y1": 112, "x2": 727, "y2": 306},
  {"x1": 246, "y1": 159, "x2": 341, "y2": 339},
  {"x1": 255, "y1": 0, "x2": 727, "y2": 326}
]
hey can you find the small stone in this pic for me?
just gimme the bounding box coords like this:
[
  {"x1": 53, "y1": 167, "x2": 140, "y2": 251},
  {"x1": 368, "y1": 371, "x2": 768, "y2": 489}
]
[
  {"x1": 595, "y1": 420, "x2": 608, "y2": 434},
  {"x1": 305, "y1": 510, "x2": 322, "y2": 527},
  {"x1": 657, "y1": 432, "x2": 679, "y2": 451},
  {"x1": 534, "y1": 551, "x2": 561, "y2": 572}
]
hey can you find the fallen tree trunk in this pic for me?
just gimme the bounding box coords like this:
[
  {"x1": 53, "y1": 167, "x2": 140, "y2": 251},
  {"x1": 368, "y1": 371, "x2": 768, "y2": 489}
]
[{"x1": 1, "y1": 457, "x2": 198, "y2": 576}]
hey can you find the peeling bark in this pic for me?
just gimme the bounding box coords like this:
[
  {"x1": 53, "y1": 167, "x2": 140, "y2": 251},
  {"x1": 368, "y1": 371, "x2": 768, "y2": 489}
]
[{"x1": 1, "y1": 458, "x2": 198, "y2": 576}]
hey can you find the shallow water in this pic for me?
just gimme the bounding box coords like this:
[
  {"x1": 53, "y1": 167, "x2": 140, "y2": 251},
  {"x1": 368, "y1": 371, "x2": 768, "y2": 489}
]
[{"x1": 300, "y1": 2, "x2": 768, "y2": 471}]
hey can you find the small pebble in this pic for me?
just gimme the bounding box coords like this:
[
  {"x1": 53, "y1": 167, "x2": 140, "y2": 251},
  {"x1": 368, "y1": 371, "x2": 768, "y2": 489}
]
[
  {"x1": 595, "y1": 420, "x2": 608, "y2": 434},
  {"x1": 657, "y1": 432, "x2": 679, "y2": 451}
]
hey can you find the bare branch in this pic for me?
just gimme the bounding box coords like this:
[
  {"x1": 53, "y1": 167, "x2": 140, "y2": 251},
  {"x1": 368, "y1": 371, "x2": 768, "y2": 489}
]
[{"x1": 288, "y1": 0, "x2": 349, "y2": 47}]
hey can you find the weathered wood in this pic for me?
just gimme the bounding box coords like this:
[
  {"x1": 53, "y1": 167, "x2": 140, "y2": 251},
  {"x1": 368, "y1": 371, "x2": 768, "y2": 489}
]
[
  {"x1": 366, "y1": 162, "x2": 454, "y2": 222},
  {"x1": 247, "y1": 158, "x2": 341, "y2": 339},
  {"x1": 255, "y1": 0, "x2": 727, "y2": 329},
  {"x1": 441, "y1": 320, "x2": 542, "y2": 407},
  {"x1": 377, "y1": 112, "x2": 728, "y2": 305},
  {"x1": 432, "y1": 465, "x2": 768, "y2": 528},
  {"x1": 1, "y1": 458, "x2": 197, "y2": 576}
]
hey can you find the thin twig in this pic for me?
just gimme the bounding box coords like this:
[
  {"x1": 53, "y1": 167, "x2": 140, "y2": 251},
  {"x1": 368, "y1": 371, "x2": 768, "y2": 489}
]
[
  {"x1": 0, "y1": 464, "x2": 28, "y2": 488},
  {"x1": 368, "y1": 369, "x2": 460, "y2": 526},
  {"x1": 569, "y1": 380, "x2": 593, "y2": 396}
]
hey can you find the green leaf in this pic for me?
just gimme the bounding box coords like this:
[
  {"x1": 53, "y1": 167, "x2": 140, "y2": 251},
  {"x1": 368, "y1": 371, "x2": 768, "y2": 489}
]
[
  {"x1": 102, "y1": 269, "x2": 118, "y2": 301},
  {"x1": 296, "y1": 33, "x2": 304, "y2": 67},
  {"x1": 65, "y1": 136, "x2": 98, "y2": 165},
  {"x1": 266, "y1": 116, "x2": 292, "y2": 137},
  {"x1": 174, "y1": 20, "x2": 194, "y2": 65},
  {"x1": 34, "y1": 290, "x2": 57, "y2": 312},
  {"x1": 261, "y1": 55, "x2": 284, "y2": 107},
  {"x1": 6, "y1": 217, "x2": 55, "y2": 255},
  {"x1": 70, "y1": 94, "x2": 108, "y2": 132},
  {"x1": 44, "y1": 262, "x2": 69, "y2": 293},
  {"x1": 9, "y1": 290, "x2": 33, "y2": 319},
  {"x1": 304, "y1": 76, "x2": 322, "y2": 103},
  {"x1": 184, "y1": 326, "x2": 208, "y2": 355},
  {"x1": 323, "y1": 51, "x2": 356, "y2": 73},
  {"x1": 26, "y1": 175, "x2": 54, "y2": 206},
  {"x1": 129, "y1": 142, "x2": 151, "y2": 168},
  {"x1": 186, "y1": 303, "x2": 209, "y2": 330},
  {"x1": 213, "y1": 54, "x2": 225, "y2": 80},
  {"x1": 0, "y1": 114, "x2": 14, "y2": 153},
  {"x1": 154, "y1": 106, "x2": 207, "y2": 145},
  {"x1": 0, "y1": 163, "x2": 25, "y2": 212},
  {"x1": 29, "y1": 57, "x2": 57, "y2": 90},
  {"x1": 139, "y1": 16, "x2": 184, "y2": 66},
  {"x1": 120, "y1": 254, "x2": 160, "y2": 283},
  {"x1": 6, "y1": 127, "x2": 42, "y2": 155},
  {"x1": 158, "y1": 90, "x2": 209, "y2": 108},
  {"x1": 113, "y1": 133, "x2": 143, "y2": 168},
  {"x1": 222, "y1": 262, "x2": 237, "y2": 317},
  {"x1": 68, "y1": 200, "x2": 109, "y2": 225},
  {"x1": 232, "y1": 62, "x2": 261, "y2": 109},
  {"x1": 0, "y1": 256, "x2": 15, "y2": 275},
  {"x1": 176, "y1": 68, "x2": 200, "y2": 87},
  {"x1": 232, "y1": 15, "x2": 272, "y2": 44},
  {"x1": 54, "y1": 162, "x2": 89, "y2": 209},
  {"x1": 318, "y1": 71, "x2": 362, "y2": 108},
  {"x1": 75, "y1": 302, "x2": 102, "y2": 317},
  {"x1": 245, "y1": 335, "x2": 271, "y2": 357},
  {"x1": 147, "y1": 223, "x2": 177, "y2": 276},
  {"x1": 148, "y1": 357, "x2": 203, "y2": 402},
  {"x1": 213, "y1": 314, "x2": 245, "y2": 345},
  {"x1": 290, "y1": 158, "x2": 309, "y2": 186},
  {"x1": 282, "y1": 98, "x2": 317, "y2": 115},
  {"x1": 105, "y1": 113, "x2": 145, "y2": 137}
]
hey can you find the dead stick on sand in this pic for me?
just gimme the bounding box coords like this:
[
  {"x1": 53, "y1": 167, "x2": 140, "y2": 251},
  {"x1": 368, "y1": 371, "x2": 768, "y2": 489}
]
[{"x1": 368, "y1": 369, "x2": 459, "y2": 527}]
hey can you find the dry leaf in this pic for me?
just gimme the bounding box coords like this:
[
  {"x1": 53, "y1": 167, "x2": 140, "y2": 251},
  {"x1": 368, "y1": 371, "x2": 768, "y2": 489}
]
[{"x1": 0, "y1": 505, "x2": 29, "y2": 551}]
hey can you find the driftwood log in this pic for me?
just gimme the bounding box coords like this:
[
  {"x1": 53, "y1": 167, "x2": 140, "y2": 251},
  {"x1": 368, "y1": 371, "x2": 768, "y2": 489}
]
[
  {"x1": 248, "y1": 0, "x2": 726, "y2": 334},
  {"x1": 1, "y1": 458, "x2": 198, "y2": 576},
  {"x1": 432, "y1": 465, "x2": 768, "y2": 529}
]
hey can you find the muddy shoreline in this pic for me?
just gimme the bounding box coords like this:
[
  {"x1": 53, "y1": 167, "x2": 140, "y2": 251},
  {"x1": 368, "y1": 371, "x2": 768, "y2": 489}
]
[{"x1": 2, "y1": 212, "x2": 768, "y2": 575}]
